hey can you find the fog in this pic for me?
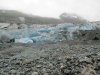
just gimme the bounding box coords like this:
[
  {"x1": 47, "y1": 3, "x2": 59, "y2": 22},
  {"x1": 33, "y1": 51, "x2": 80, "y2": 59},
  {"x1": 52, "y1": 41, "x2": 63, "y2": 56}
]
[{"x1": 0, "y1": 0, "x2": 100, "y2": 21}]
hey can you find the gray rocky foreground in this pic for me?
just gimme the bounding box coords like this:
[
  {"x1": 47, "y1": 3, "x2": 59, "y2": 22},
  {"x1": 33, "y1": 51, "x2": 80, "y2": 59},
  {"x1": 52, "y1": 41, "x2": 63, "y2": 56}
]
[{"x1": 0, "y1": 41, "x2": 100, "y2": 75}]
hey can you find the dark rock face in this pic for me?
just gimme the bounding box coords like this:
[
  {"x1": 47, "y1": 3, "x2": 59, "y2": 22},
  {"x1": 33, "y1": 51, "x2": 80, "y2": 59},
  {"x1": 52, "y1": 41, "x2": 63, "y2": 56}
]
[
  {"x1": 79, "y1": 29, "x2": 100, "y2": 41},
  {"x1": 59, "y1": 12, "x2": 88, "y2": 24},
  {"x1": 10, "y1": 38, "x2": 15, "y2": 43}
]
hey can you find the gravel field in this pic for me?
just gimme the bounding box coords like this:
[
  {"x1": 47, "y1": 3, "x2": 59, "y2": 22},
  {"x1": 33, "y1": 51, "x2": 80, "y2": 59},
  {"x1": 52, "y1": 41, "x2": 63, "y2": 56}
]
[{"x1": 0, "y1": 40, "x2": 100, "y2": 75}]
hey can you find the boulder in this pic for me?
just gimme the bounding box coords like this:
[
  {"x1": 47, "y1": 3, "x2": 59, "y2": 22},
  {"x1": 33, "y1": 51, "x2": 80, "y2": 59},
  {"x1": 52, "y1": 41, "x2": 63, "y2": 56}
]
[{"x1": 0, "y1": 34, "x2": 10, "y2": 43}]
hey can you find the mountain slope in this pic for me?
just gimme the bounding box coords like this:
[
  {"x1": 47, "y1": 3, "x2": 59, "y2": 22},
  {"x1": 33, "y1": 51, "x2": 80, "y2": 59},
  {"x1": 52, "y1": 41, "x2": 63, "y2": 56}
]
[
  {"x1": 0, "y1": 10, "x2": 89, "y2": 24},
  {"x1": 0, "y1": 10, "x2": 62, "y2": 24}
]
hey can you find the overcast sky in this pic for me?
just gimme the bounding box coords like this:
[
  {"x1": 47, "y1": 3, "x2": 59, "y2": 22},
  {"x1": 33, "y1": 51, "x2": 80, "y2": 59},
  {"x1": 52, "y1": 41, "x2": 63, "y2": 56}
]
[{"x1": 0, "y1": 0, "x2": 100, "y2": 21}]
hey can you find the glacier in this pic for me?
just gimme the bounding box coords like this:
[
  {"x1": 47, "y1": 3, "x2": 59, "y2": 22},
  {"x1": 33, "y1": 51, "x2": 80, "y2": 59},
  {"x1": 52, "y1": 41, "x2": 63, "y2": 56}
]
[{"x1": 0, "y1": 23, "x2": 98, "y2": 43}]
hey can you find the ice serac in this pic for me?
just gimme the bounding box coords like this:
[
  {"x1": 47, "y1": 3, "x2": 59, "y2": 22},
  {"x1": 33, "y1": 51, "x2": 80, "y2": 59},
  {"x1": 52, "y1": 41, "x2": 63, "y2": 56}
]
[{"x1": 59, "y1": 12, "x2": 88, "y2": 24}]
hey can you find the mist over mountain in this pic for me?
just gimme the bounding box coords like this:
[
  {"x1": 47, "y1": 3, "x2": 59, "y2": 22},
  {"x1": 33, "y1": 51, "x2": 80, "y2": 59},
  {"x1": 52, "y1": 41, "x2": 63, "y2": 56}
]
[
  {"x1": 0, "y1": 10, "x2": 89, "y2": 24},
  {"x1": 59, "y1": 12, "x2": 89, "y2": 24}
]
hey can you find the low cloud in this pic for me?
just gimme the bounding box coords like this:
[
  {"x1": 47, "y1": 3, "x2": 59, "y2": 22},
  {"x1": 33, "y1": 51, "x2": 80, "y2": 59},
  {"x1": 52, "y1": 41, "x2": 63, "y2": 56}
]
[{"x1": 0, "y1": 0, "x2": 100, "y2": 21}]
